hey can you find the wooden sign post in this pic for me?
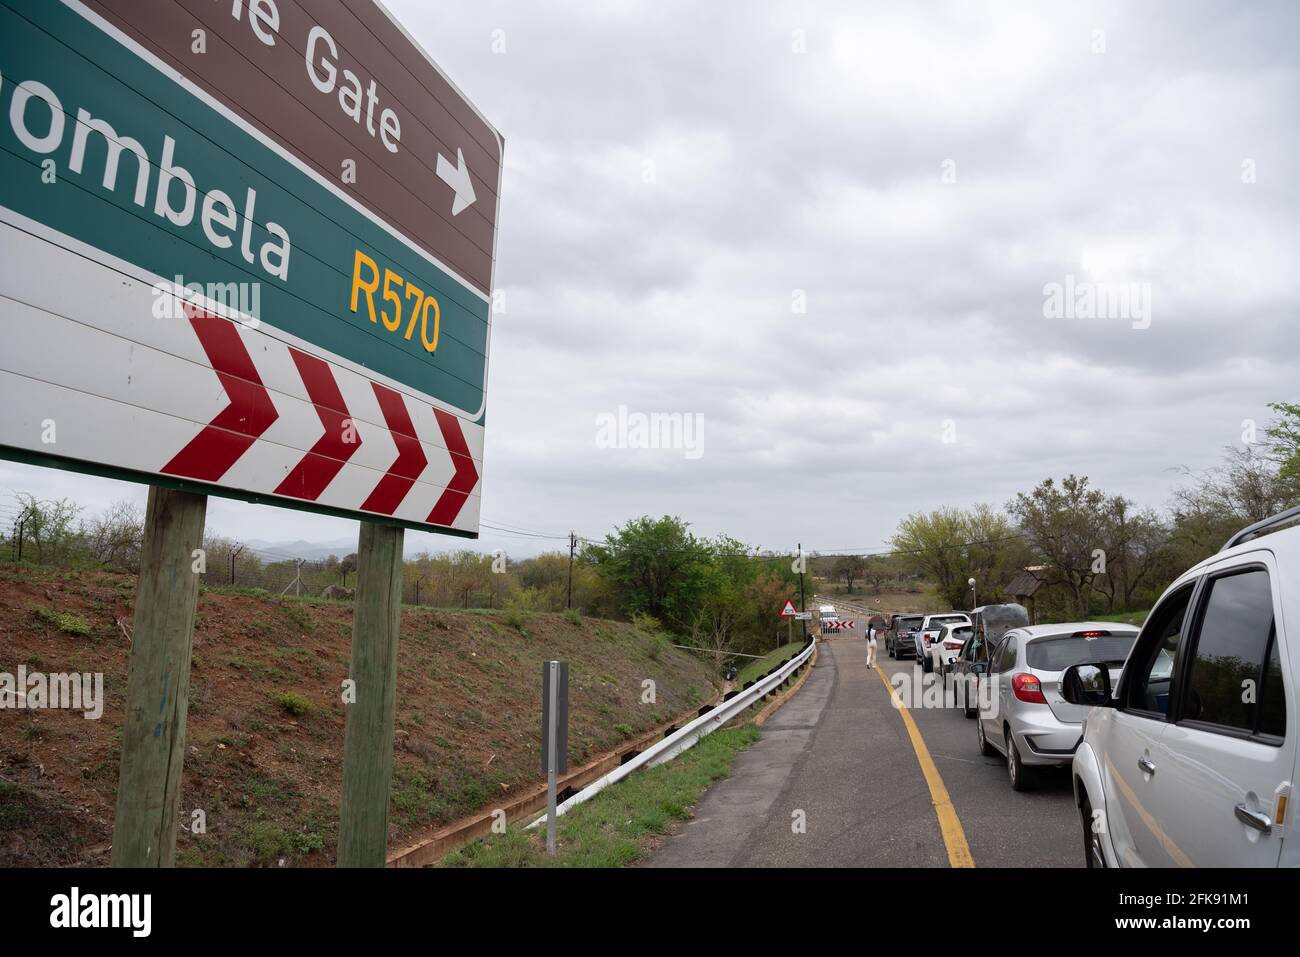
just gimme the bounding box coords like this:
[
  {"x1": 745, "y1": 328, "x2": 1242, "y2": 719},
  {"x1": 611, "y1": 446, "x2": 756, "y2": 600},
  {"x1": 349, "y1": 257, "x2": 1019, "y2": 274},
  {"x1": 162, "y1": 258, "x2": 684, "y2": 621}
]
[
  {"x1": 337, "y1": 522, "x2": 405, "y2": 867},
  {"x1": 111, "y1": 486, "x2": 207, "y2": 867}
]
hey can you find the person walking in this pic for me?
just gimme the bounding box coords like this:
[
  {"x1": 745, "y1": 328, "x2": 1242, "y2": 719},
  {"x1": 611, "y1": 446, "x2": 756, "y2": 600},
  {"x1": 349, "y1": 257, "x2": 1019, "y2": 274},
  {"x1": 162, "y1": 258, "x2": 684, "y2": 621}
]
[{"x1": 866, "y1": 619, "x2": 879, "y2": 668}]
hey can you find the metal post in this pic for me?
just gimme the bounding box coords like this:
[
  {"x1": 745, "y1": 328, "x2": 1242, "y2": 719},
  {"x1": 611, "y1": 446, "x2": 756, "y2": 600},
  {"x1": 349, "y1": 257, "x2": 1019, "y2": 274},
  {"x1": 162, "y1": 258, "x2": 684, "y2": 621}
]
[{"x1": 546, "y1": 661, "x2": 558, "y2": 855}]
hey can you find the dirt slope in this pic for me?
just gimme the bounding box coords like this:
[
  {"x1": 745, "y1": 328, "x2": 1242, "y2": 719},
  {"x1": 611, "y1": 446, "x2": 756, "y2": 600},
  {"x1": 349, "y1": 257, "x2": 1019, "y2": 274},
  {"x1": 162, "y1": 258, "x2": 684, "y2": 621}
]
[{"x1": 0, "y1": 564, "x2": 717, "y2": 867}]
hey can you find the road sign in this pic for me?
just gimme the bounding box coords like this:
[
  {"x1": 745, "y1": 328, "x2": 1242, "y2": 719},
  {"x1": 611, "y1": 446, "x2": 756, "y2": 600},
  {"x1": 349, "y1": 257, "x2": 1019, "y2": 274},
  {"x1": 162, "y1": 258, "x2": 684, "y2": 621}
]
[
  {"x1": 793, "y1": 611, "x2": 812, "y2": 621},
  {"x1": 0, "y1": 0, "x2": 501, "y2": 536},
  {"x1": 780, "y1": 599, "x2": 798, "y2": 617}
]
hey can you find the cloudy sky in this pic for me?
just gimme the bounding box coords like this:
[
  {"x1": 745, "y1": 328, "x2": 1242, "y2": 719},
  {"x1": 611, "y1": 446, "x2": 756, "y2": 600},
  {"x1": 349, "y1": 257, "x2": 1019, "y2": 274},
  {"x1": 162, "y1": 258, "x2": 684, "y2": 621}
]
[{"x1": 3, "y1": 0, "x2": 1297, "y2": 559}]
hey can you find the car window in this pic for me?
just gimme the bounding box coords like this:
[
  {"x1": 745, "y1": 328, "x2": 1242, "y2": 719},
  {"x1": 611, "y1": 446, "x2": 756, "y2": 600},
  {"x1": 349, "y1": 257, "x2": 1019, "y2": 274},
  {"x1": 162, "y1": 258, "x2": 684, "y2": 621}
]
[
  {"x1": 930, "y1": 615, "x2": 967, "y2": 626},
  {"x1": 1026, "y1": 632, "x2": 1137, "y2": 671},
  {"x1": 990, "y1": 636, "x2": 1015, "y2": 673},
  {"x1": 1124, "y1": 584, "x2": 1194, "y2": 717},
  {"x1": 1182, "y1": 568, "x2": 1281, "y2": 739},
  {"x1": 1260, "y1": 636, "x2": 1286, "y2": 738},
  {"x1": 949, "y1": 626, "x2": 973, "y2": 641}
]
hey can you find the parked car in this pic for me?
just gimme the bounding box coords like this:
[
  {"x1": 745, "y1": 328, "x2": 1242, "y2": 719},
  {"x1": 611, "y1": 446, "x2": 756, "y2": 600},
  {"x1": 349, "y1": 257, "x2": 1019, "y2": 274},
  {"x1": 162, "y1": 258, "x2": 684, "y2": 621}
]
[
  {"x1": 955, "y1": 604, "x2": 1031, "y2": 711},
  {"x1": 887, "y1": 614, "x2": 924, "y2": 659},
  {"x1": 970, "y1": 603, "x2": 1030, "y2": 645},
  {"x1": 915, "y1": 612, "x2": 972, "y2": 672},
  {"x1": 931, "y1": 622, "x2": 974, "y2": 676},
  {"x1": 951, "y1": 633, "x2": 987, "y2": 716},
  {"x1": 974, "y1": 624, "x2": 1139, "y2": 791},
  {"x1": 1064, "y1": 506, "x2": 1300, "y2": 867}
]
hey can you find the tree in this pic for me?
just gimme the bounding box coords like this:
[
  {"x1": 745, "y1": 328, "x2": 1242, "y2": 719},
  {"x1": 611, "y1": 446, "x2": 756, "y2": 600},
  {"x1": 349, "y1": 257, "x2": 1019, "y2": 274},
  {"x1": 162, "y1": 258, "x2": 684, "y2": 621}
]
[
  {"x1": 83, "y1": 498, "x2": 144, "y2": 571},
  {"x1": 1007, "y1": 475, "x2": 1111, "y2": 618},
  {"x1": 581, "y1": 515, "x2": 716, "y2": 632},
  {"x1": 833, "y1": 555, "x2": 866, "y2": 593},
  {"x1": 891, "y1": 504, "x2": 1026, "y2": 608},
  {"x1": 1095, "y1": 498, "x2": 1168, "y2": 613},
  {"x1": 1264, "y1": 401, "x2": 1300, "y2": 491},
  {"x1": 13, "y1": 494, "x2": 82, "y2": 564}
]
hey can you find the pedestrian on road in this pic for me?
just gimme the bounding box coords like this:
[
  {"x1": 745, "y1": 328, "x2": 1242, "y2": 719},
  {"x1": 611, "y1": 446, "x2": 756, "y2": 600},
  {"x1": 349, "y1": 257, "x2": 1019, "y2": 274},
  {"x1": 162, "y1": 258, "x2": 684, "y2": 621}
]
[{"x1": 866, "y1": 620, "x2": 878, "y2": 668}]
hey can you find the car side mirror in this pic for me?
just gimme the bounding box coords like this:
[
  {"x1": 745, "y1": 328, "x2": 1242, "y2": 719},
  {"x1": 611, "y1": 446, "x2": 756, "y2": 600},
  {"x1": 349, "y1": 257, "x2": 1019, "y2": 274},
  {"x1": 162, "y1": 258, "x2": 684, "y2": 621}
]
[{"x1": 1061, "y1": 663, "x2": 1113, "y2": 707}]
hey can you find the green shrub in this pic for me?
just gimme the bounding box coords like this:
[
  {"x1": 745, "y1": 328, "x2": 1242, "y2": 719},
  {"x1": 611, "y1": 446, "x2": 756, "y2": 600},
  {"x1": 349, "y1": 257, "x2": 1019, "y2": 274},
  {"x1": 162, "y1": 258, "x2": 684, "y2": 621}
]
[
  {"x1": 271, "y1": 691, "x2": 313, "y2": 717},
  {"x1": 563, "y1": 608, "x2": 583, "y2": 626},
  {"x1": 630, "y1": 612, "x2": 663, "y2": 634},
  {"x1": 503, "y1": 602, "x2": 530, "y2": 633},
  {"x1": 33, "y1": 606, "x2": 92, "y2": 635}
]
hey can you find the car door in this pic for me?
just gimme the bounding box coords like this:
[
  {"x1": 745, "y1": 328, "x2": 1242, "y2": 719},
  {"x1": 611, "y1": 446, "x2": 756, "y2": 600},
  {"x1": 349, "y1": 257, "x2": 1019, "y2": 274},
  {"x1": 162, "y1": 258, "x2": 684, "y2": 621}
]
[
  {"x1": 1097, "y1": 583, "x2": 1197, "y2": 866},
  {"x1": 980, "y1": 634, "x2": 1015, "y2": 752},
  {"x1": 1154, "y1": 558, "x2": 1292, "y2": 866},
  {"x1": 963, "y1": 633, "x2": 989, "y2": 710}
]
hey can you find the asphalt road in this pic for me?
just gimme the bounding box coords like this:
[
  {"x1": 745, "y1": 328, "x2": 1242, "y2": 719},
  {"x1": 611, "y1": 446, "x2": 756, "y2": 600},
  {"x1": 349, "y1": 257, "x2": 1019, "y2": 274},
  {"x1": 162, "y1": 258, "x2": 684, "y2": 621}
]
[{"x1": 645, "y1": 625, "x2": 1081, "y2": 867}]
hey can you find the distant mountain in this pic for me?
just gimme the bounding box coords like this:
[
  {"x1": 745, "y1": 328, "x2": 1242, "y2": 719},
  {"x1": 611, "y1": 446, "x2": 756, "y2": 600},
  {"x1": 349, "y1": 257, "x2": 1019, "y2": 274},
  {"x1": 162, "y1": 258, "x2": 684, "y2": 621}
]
[
  {"x1": 243, "y1": 538, "x2": 357, "y2": 561},
  {"x1": 238, "y1": 534, "x2": 555, "y2": 562}
]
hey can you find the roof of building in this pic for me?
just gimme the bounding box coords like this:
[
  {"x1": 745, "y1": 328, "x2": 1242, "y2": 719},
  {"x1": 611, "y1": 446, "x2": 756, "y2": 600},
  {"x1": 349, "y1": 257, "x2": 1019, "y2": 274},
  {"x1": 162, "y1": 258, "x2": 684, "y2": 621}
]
[{"x1": 1004, "y1": 569, "x2": 1046, "y2": 597}]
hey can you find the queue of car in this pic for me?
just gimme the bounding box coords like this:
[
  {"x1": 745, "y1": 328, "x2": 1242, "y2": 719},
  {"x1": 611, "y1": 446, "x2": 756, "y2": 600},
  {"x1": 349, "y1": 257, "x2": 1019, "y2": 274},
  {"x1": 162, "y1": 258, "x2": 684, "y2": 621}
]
[{"x1": 881, "y1": 504, "x2": 1300, "y2": 867}]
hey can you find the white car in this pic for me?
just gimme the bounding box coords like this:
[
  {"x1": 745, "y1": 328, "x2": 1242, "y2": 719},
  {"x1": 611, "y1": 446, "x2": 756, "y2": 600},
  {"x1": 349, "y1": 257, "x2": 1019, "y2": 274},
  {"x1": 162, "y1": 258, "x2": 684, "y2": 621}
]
[
  {"x1": 915, "y1": 612, "x2": 972, "y2": 673},
  {"x1": 930, "y1": 622, "x2": 974, "y2": 676},
  {"x1": 1065, "y1": 506, "x2": 1300, "y2": 867}
]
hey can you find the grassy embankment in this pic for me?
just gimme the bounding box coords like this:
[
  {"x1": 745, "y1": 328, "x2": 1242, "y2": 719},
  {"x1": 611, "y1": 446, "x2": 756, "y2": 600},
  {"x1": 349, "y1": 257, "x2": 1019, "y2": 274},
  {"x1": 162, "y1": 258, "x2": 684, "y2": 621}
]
[{"x1": 0, "y1": 563, "x2": 718, "y2": 867}]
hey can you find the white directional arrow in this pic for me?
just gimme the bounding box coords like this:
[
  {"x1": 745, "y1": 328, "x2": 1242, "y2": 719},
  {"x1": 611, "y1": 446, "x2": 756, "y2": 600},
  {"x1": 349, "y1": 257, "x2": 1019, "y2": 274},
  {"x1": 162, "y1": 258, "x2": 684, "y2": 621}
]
[{"x1": 436, "y1": 147, "x2": 477, "y2": 216}]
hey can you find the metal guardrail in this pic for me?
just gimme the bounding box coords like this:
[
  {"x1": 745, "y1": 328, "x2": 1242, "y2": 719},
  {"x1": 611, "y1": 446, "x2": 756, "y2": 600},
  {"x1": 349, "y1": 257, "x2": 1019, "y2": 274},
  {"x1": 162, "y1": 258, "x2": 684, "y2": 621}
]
[
  {"x1": 814, "y1": 594, "x2": 876, "y2": 617},
  {"x1": 526, "y1": 638, "x2": 817, "y2": 830}
]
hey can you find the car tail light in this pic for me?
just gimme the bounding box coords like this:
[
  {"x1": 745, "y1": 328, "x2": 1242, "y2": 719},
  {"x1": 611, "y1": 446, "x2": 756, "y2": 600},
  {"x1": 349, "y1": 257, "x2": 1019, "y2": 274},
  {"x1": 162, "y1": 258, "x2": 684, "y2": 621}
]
[
  {"x1": 943, "y1": 640, "x2": 963, "y2": 650},
  {"x1": 1072, "y1": 630, "x2": 1110, "y2": 638},
  {"x1": 1012, "y1": 673, "x2": 1047, "y2": 704}
]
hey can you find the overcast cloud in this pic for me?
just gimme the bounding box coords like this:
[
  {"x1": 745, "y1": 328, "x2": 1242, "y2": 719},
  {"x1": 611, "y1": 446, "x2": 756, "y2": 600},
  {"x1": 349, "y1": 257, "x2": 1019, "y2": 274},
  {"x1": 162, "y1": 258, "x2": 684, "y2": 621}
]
[{"x1": 3, "y1": 0, "x2": 1296, "y2": 559}]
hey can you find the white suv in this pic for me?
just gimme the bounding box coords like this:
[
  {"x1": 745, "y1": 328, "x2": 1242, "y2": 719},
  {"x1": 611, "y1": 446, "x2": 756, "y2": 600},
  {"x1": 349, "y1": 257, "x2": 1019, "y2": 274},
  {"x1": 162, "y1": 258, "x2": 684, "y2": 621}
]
[
  {"x1": 915, "y1": 613, "x2": 972, "y2": 673},
  {"x1": 1065, "y1": 507, "x2": 1299, "y2": 867}
]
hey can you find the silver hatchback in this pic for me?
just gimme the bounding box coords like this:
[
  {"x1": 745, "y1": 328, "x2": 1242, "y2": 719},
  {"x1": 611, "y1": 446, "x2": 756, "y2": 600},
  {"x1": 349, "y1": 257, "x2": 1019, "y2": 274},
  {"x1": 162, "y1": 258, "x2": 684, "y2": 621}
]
[{"x1": 975, "y1": 623, "x2": 1138, "y2": 791}]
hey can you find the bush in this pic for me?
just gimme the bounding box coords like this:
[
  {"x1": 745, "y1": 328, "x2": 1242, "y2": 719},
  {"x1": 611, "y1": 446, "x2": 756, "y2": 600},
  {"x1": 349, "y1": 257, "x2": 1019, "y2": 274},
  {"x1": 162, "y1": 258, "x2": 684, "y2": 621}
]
[
  {"x1": 271, "y1": 691, "x2": 313, "y2": 717},
  {"x1": 563, "y1": 608, "x2": 582, "y2": 626},
  {"x1": 630, "y1": 612, "x2": 663, "y2": 634},
  {"x1": 503, "y1": 600, "x2": 530, "y2": 633},
  {"x1": 32, "y1": 607, "x2": 91, "y2": 635}
]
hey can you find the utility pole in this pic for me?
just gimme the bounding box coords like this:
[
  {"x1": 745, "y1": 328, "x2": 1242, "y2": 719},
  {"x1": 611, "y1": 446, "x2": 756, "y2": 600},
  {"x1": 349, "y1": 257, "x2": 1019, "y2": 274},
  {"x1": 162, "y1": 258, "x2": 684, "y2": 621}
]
[
  {"x1": 230, "y1": 542, "x2": 244, "y2": 585},
  {"x1": 566, "y1": 531, "x2": 576, "y2": 609},
  {"x1": 798, "y1": 542, "x2": 807, "y2": 641}
]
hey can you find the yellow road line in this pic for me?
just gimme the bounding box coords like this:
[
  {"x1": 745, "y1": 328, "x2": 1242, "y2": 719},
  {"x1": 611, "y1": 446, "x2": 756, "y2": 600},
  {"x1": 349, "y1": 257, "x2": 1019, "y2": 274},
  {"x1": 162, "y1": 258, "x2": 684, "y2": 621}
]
[{"x1": 873, "y1": 665, "x2": 975, "y2": 868}]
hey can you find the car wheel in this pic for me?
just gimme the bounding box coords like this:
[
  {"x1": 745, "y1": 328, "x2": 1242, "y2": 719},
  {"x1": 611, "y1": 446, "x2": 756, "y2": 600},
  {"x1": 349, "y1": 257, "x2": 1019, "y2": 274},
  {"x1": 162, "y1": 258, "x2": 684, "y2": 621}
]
[
  {"x1": 921, "y1": 654, "x2": 931, "y2": 674},
  {"x1": 1080, "y1": 793, "x2": 1107, "y2": 869},
  {"x1": 888, "y1": 643, "x2": 896, "y2": 659},
  {"x1": 976, "y1": 715, "x2": 995, "y2": 756},
  {"x1": 1006, "y1": 730, "x2": 1035, "y2": 792}
]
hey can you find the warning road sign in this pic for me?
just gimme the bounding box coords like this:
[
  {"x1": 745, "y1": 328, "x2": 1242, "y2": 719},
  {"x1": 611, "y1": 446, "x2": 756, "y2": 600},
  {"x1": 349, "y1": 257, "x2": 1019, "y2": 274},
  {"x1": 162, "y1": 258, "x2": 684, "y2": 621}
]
[{"x1": 780, "y1": 599, "x2": 798, "y2": 617}]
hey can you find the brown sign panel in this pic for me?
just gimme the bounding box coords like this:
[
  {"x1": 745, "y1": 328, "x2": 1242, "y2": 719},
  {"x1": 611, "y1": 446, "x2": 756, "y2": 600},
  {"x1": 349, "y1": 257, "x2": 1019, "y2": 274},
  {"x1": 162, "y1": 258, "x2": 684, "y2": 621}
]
[{"x1": 86, "y1": 0, "x2": 501, "y2": 297}]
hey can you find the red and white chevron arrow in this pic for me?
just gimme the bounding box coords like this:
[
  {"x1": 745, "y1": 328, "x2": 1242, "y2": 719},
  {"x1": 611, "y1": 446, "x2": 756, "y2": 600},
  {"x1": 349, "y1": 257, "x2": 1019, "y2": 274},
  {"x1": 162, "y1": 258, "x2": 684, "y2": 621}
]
[{"x1": 161, "y1": 306, "x2": 480, "y2": 530}]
